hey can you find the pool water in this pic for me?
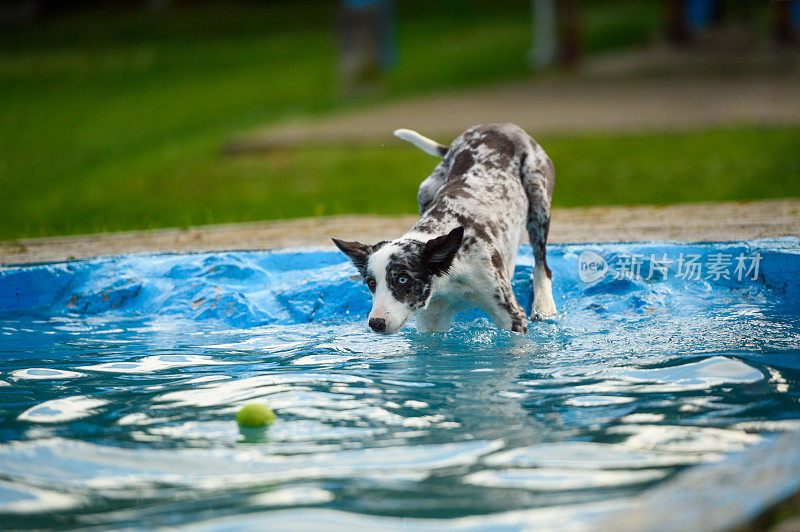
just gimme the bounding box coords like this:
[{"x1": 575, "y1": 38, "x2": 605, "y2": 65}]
[{"x1": 1, "y1": 239, "x2": 799, "y2": 530}]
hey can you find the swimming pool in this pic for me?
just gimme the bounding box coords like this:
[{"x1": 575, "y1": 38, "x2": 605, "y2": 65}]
[{"x1": 1, "y1": 239, "x2": 799, "y2": 529}]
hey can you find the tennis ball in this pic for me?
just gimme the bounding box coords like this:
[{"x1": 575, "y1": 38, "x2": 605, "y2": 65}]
[{"x1": 236, "y1": 403, "x2": 275, "y2": 428}]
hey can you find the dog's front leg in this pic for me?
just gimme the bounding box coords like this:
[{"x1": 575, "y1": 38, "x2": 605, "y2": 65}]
[
  {"x1": 415, "y1": 300, "x2": 457, "y2": 332},
  {"x1": 482, "y1": 278, "x2": 528, "y2": 334}
]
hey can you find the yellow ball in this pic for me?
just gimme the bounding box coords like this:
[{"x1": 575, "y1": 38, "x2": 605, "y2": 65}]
[{"x1": 235, "y1": 403, "x2": 276, "y2": 428}]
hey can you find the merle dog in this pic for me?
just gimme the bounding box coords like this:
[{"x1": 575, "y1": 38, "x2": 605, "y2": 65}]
[{"x1": 333, "y1": 123, "x2": 556, "y2": 334}]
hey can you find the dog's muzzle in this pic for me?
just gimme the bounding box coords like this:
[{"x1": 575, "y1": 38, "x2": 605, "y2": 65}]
[{"x1": 368, "y1": 317, "x2": 386, "y2": 333}]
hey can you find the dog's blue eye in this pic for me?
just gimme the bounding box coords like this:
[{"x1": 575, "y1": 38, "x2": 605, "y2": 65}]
[{"x1": 398, "y1": 276, "x2": 408, "y2": 284}]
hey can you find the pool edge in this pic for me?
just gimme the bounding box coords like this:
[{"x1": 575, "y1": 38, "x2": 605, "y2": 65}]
[
  {"x1": 593, "y1": 429, "x2": 800, "y2": 532},
  {"x1": 3, "y1": 199, "x2": 799, "y2": 266}
]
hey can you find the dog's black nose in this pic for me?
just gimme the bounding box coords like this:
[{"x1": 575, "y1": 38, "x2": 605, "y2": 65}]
[{"x1": 369, "y1": 318, "x2": 386, "y2": 332}]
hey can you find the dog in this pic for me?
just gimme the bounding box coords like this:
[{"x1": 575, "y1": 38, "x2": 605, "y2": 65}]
[{"x1": 332, "y1": 123, "x2": 556, "y2": 334}]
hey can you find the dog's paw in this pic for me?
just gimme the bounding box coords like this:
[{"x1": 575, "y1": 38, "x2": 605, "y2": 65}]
[
  {"x1": 532, "y1": 298, "x2": 557, "y2": 320},
  {"x1": 530, "y1": 307, "x2": 556, "y2": 322}
]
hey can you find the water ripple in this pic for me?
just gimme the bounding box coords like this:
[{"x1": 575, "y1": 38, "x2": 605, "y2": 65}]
[
  {"x1": 0, "y1": 438, "x2": 503, "y2": 491},
  {"x1": 18, "y1": 395, "x2": 108, "y2": 424},
  {"x1": 1, "y1": 241, "x2": 798, "y2": 527}
]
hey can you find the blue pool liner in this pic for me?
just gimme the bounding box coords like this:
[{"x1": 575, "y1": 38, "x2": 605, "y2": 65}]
[{"x1": 1, "y1": 238, "x2": 798, "y2": 327}]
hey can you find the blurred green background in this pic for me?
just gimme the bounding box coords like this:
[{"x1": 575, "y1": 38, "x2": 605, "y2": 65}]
[{"x1": 1, "y1": 0, "x2": 798, "y2": 240}]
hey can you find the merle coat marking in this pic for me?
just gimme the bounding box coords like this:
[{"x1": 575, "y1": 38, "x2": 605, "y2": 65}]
[{"x1": 333, "y1": 123, "x2": 557, "y2": 334}]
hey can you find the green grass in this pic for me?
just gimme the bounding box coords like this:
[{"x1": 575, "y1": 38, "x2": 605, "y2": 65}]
[
  {"x1": 7, "y1": 126, "x2": 793, "y2": 237},
  {"x1": 1, "y1": 0, "x2": 795, "y2": 240},
  {"x1": 548, "y1": 127, "x2": 800, "y2": 207}
]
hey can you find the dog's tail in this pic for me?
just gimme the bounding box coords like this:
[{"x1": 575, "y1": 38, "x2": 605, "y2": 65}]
[{"x1": 393, "y1": 129, "x2": 448, "y2": 157}]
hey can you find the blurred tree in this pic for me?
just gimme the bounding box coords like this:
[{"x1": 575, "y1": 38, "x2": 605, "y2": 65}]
[
  {"x1": 337, "y1": 0, "x2": 398, "y2": 97},
  {"x1": 530, "y1": 0, "x2": 556, "y2": 68},
  {"x1": 665, "y1": 0, "x2": 689, "y2": 44},
  {"x1": 529, "y1": 0, "x2": 580, "y2": 69},
  {"x1": 773, "y1": 0, "x2": 800, "y2": 45}
]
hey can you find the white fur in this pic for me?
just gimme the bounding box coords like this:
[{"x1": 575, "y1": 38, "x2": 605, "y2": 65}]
[
  {"x1": 415, "y1": 260, "x2": 496, "y2": 332},
  {"x1": 533, "y1": 264, "x2": 557, "y2": 317},
  {"x1": 393, "y1": 129, "x2": 446, "y2": 157},
  {"x1": 365, "y1": 244, "x2": 415, "y2": 334}
]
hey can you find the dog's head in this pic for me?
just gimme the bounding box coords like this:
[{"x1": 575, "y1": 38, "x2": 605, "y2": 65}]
[{"x1": 332, "y1": 226, "x2": 464, "y2": 334}]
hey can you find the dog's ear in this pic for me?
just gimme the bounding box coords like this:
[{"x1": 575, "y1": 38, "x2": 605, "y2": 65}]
[
  {"x1": 422, "y1": 226, "x2": 464, "y2": 276},
  {"x1": 332, "y1": 238, "x2": 385, "y2": 274}
]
